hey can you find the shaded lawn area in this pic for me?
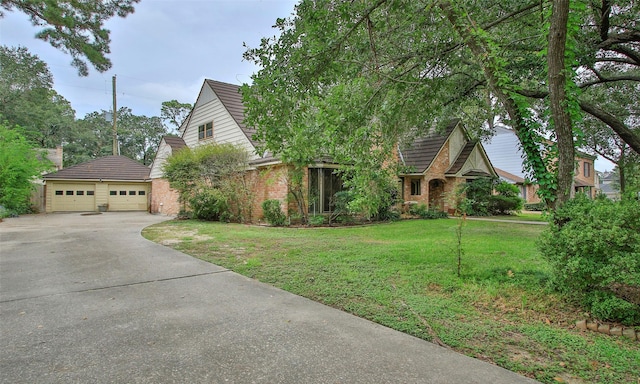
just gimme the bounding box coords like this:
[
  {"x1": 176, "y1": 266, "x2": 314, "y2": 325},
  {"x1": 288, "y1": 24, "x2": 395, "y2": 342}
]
[{"x1": 143, "y1": 219, "x2": 639, "y2": 384}]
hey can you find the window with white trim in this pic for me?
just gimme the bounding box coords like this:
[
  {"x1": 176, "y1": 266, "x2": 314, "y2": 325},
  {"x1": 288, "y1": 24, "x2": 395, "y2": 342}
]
[{"x1": 198, "y1": 122, "x2": 213, "y2": 140}]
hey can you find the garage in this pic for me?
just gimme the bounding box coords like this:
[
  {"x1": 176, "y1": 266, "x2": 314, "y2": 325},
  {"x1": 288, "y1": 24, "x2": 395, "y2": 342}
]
[
  {"x1": 50, "y1": 183, "x2": 96, "y2": 212},
  {"x1": 44, "y1": 156, "x2": 151, "y2": 213}
]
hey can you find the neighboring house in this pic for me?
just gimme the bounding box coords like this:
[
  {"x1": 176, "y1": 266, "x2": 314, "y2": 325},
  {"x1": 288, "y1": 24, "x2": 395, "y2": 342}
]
[
  {"x1": 598, "y1": 170, "x2": 620, "y2": 200},
  {"x1": 150, "y1": 79, "x2": 498, "y2": 220},
  {"x1": 483, "y1": 126, "x2": 597, "y2": 204},
  {"x1": 398, "y1": 120, "x2": 497, "y2": 213},
  {"x1": 43, "y1": 155, "x2": 151, "y2": 212}
]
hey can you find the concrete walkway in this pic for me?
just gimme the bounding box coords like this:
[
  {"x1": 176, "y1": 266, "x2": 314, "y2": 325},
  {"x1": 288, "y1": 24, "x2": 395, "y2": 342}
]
[{"x1": 0, "y1": 212, "x2": 539, "y2": 384}]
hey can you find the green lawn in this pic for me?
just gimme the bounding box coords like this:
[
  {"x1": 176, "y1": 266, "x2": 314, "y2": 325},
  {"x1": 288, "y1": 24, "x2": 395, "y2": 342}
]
[{"x1": 143, "y1": 219, "x2": 639, "y2": 384}]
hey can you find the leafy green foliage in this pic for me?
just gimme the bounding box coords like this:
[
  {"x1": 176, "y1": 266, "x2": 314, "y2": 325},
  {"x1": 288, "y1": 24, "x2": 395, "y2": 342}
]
[
  {"x1": 2, "y1": 0, "x2": 140, "y2": 75},
  {"x1": 160, "y1": 100, "x2": 192, "y2": 134},
  {"x1": 262, "y1": 199, "x2": 286, "y2": 226},
  {"x1": 163, "y1": 143, "x2": 253, "y2": 222},
  {"x1": 408, "y1": 203, "x2": 448, "y2": 219},
  {"x1": 0, "y1": 46, "x2": 76, "y2": 149},
  {"x1": 0, "y1": 122, "x2": 52, "y2": 215},
  {"x1": 539, "y1": 195, "x2": 640, "y2": 324},
  {"x1": 189, "y1": 188, "x2": 229, "y2": 222},
  {"x1": 459, "y1": 178, "x2": 523, "y2": 216}
]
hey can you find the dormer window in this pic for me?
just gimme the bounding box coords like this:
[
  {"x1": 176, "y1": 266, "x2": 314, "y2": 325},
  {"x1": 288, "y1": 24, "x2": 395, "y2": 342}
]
[{"x1": 198, "y1": 122, "x2": 213, "y2": 140}]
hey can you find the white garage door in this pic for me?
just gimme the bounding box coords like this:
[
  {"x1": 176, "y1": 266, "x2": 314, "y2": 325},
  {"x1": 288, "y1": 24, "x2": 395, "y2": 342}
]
[
  {"x1": 51, "y1": 183, "x2": 96, "y2": 212},
  {"x1": 107, "y1": 184, "x2": 149, "y2": 211}
]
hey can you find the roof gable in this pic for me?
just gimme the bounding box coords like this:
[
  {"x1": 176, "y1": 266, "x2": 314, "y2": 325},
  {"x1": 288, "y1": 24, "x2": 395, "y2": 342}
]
[
  {"x1": 399, "y1": 119, "x2": 460, "y2": 173},
  {"x1": 44, "y1": 156, "x2": 150, "y2": 181},
  {"x1": 205, "y1": 79, "x2": 258, "y2": 148}
]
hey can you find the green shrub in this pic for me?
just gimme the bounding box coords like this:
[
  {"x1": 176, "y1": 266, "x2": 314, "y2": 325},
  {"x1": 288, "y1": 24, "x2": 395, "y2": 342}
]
[
  {"x1": 189, "y1": 188, "x2": 230, "y2": 221},
  {"x1": 262, "y1": 199, "x2": 286, "y2": 226},
  {"x1": 588, "y1": 291, "x2": 640, "y2": 325},
  {"x1": 524, "y1": 202, "x2": 546, "y2": 211},
  {"x1": 409, "y1": 203, "x2": 448, "y2": 219},
  {"x1": 488, "y1": 195, "x2": 523, "y2": 215},
  {"x1": 309, "y1": 215, "x2": 325, "y2": 226},
  {"x1": 538, "y1": 195, "x2": 640, "y2": 325}
]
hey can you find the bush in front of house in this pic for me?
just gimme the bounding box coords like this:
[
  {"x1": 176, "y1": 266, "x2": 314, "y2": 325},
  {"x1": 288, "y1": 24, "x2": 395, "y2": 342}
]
[
  {"x1": 460, "y1": 178, "x2": 524, "y2": 216},
  {"x1": 538, "y1": 195, "x2": 640, "y2": 325},
  {"x1": 524, "y1": 202, "x2": 546, "y2": 211},
  {"x1": 488, "y1": 182, "x2": 523, "y2": 215},
  {"x1": 409, "y1": 203, "x2": 448, "y2": 219},
  {"x1": 262, "y1": 199, "x2": 287, "y2": 226},
  {"x1": 189, "y1": 188, "x2": 230, "y2": 222}
]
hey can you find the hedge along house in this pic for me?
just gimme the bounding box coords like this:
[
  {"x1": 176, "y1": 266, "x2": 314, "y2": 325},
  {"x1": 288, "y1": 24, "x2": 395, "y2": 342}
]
[
  {"x1": 398, "y1": 119, "x2": 498, "y2": 213},
  {"x1": 43, "y1": 155, "x2": 151, "y2": 213}
]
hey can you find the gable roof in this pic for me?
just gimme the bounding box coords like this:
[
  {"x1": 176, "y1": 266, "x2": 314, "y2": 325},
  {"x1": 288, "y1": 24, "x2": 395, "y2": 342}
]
[
  {"x1": 163, "y1": 136, "x2": 187, "y2": 151},
  {"x1": 445, "y1": 140, "x2": 476, "y2": 175},
  {"x1": 399, "y1": 119, "x2": 459, "y2": 173},
  {"x1": 44, "y1": 156, "x2": 150, "y2": 181},
  {"x1": 204, "y1": 79, "x2": 258, "y2": 147}
]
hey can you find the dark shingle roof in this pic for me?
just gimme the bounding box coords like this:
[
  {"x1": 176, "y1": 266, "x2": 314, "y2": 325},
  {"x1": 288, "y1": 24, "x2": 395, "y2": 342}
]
[
  {"x1": 399, "y1": 119, "x2": 459, "y2": 173},
  {"x1": 163, "y1": 136, "x2": 186, "y2": 151},
  {"x1": 205, "y1": 79, "x2": 257, "y2": 147},
  {"x1": 43, "y1": 156, "x2": 150, "y2": 181},
  {"x1": 446, "y1": 140, "x2": 476, "y2": 175}
]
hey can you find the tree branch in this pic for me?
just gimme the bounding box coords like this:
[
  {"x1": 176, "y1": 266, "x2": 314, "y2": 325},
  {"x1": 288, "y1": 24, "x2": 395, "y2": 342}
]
[{"x1": 579, "y1": 101, "x2": 640, "y2": 154}]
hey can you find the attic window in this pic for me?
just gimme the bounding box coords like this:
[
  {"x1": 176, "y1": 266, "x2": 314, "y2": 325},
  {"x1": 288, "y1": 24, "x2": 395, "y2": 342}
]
[{"x1": 198, "y1": 122, "x2": 213, "y2": 140}]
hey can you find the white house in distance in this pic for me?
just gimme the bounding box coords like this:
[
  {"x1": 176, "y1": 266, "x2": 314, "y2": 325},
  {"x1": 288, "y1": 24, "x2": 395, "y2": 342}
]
[{"x1": 483, "y1": 126, "x2": 597, "y2": 204}]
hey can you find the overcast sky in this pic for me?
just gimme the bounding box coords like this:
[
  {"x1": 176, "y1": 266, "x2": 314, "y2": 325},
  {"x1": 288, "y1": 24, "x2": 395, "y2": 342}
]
[
  {"x1": 1, "y1": 0, "x2": 298, "y2": 119},
  {"x1": 1, "y1": 1, "x2": 615, "y2": 172}
]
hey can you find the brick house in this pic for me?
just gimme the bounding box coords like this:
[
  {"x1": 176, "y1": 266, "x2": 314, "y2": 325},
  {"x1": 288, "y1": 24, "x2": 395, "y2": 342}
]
[
  {"x1": 398, "y1": 120, "x2": 497, "y2": 213},
  {"x1": 150, "y1": 79, "x2": 497, "y2": 220},
  {"x1": 483, "y1": 126, "x2": 597, "y2": 203},
  {"x1": 149, "y1": 79, "x2": 290, "y2": 220}
]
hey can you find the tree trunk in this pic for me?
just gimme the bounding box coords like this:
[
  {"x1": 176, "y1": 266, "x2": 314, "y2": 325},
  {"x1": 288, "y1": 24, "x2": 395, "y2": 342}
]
[{"x1": 547, "y1": 0, "x2": 575, "y2": 208}]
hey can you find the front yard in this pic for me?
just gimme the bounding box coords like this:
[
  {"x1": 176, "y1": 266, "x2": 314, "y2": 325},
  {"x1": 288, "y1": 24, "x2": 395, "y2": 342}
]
[{"x1": 143, "y1": 218, "x2": 639, "y2": 384}]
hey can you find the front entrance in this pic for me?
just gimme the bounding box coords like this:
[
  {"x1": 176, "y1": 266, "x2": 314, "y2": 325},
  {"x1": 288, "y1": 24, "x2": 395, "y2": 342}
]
[{"x1": 428, "y1": 179, "x2": 445, "y2": 211}]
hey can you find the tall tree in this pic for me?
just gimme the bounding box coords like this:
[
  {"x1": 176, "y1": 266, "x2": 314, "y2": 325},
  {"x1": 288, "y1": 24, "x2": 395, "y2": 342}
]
[
  {"x1": 160, "y1": 100, "x2": 192, "y2": 134},
  {"x1": 0, "y1": 122, "x2": 53, "y2": 214},
  {"x1": 244, "y1": 0, "x2": 640, "y2": 208},
  {"x1": 1, "y1": 0, "x2": 140, "y2": 75},
  {"x1": 0, "y1": 45, "x2": 76, "y2": 148}
]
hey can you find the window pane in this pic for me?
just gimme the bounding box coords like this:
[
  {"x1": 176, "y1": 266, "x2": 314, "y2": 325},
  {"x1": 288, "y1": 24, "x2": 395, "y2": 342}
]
[
  {"x1": 76, "y1": 190, "x2": 85, "y2": 196},
  {"x1": 206, "y1": 122, "x2": 213, "y2": 138},
  {"x1": 129, "y1": 191, "x2": 136, "y2": 195},
  {"x1": 66, "y1": 190, "x2": 74, "y2": 196},
  {"x1": 87, "y1": 191, "x2": 95, "y2": 196},
  {"x1": 323, "y1": 169, "x2": 332, "y2": 212},
  {"x1": 110, "y1": 191, "x2": 117, "y2": 195},
  {"x1": 198, "y1": 124, "x2": 204, "y2": 139},
  {"x1": 119, "y1": 191, "x2": 126, "y2": 195},
  {"x1": 308, "y1": 168, "x2": 319, "y2": 213},
  {"x1": 55, "y1": 190, "x2": 63, "y2": 196},
  {"x1": 138, "y1": 190, "x2": 146, "y2": 196}
]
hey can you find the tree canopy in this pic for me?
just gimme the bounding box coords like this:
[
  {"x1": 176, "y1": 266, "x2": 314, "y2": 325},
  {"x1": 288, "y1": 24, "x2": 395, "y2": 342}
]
[
  {"x1": 0, "y1": 122, "x2": 53, "y2": 215},
  {"x1": 243, "y1": 0, "x2": 640, "y2": 207},
  {"x1": 1, "y1": 0, "x2": 140, "y2": 75},
  {"x1": 0, "y1": 46, "x2": 76, "y2": 148}
]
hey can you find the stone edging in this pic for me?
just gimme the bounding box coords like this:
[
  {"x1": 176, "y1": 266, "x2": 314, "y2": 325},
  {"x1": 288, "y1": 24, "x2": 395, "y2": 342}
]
[{"x1": 576, "y1": 320, "x2": 638, "y2": 341}]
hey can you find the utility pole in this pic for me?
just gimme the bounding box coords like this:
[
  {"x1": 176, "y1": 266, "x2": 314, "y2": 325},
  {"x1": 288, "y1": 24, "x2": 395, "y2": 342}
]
[{"x1": 112, "y1": 75, "x2": 118, "y2": 155}]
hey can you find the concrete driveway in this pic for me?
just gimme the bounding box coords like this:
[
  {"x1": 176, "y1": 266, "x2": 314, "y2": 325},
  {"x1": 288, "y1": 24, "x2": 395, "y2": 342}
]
[{"x1": 0, "y1": 212, "x2": 539, "y2": 384}]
